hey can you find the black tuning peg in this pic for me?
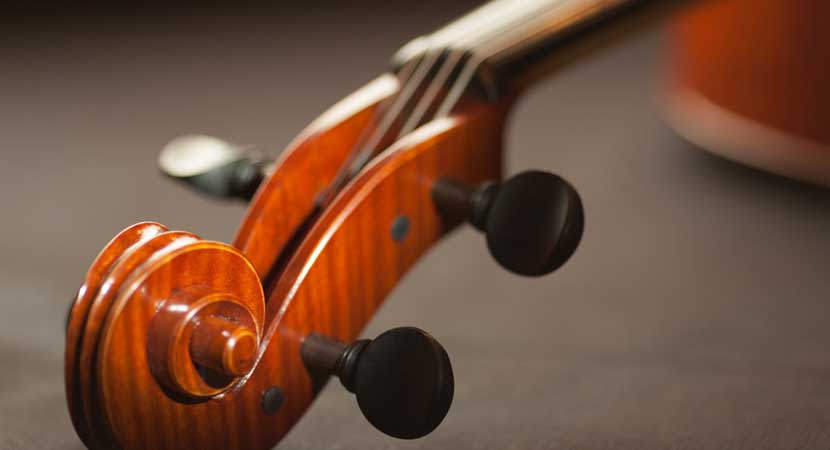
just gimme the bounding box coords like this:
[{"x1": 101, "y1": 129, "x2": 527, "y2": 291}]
[
  {"x1": 432, "y1": 170, "x2": 584, "y2": 277},
  {"x1": 301, "y1": 327, "x2": 454, "y2": 440},
  {"x1": 158, "y1": 135, "x2": 273, "y2": 201}
]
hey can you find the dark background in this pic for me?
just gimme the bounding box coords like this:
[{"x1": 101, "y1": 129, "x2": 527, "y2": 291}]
[{"x1": 2, "y1": 2, "x2": 830, "y2": 449}]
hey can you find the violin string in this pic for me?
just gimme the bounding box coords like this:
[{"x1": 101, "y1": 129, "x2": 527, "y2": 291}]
[
  {"x1": 278, "y1": 54, "x2": 443, "y2": 297},
  {"x1": 344, "y1": 49, "x2": 443, "y2": 175},
  {"x1": 424, "y1": 0, "x2": 554, "y2": 54},
  {"x1": 433, "y1": 1, "x2": 582, "y2": 119},
  {"x1": 428, "y1": 1, "x2": 589, "y2": 120},
  {"x1": 395, "y1": 49, "x2": 467, "y2": 139},
  {"x1": 433, "y1": 54, "x2": 482, "y2": 119},
  {"x1": 338, "y1": 55, "x2": 421, "y2": 175},
  {"x1": 384, "y1": 8, "x2": 525, "y2": 133},
  {"x1": 435, "y1": 0, "x2": 584, "y2": 118},
  {"x1": 315, "y1": 49, "x2": 444, "y2": 207},
  {"x1": 335, "y1": 2, "x2": 568, "y2": 182},
  {"x1": 328, "y1": 0, "x2": 564, "y2": 193}
]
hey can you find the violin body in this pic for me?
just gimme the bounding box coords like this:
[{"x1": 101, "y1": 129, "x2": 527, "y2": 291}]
[{"x1": 666, "y1": 0, "x2": 830, "y2": 186}]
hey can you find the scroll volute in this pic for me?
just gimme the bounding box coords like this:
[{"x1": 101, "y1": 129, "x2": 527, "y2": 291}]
[
  {"x1": 102, "y1": 236, "x2": 267, "y2": 401},
  {"x1": 64, "y1": 223, "x2": 265, "y2": 450},
  {"x1": 146, "y1": 281, "x2": 263, "y2": 399}
]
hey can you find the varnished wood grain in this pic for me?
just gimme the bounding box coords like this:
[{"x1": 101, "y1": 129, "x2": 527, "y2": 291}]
[
  {"x1": 73, "y1": 96, "x2": 509, "y2": 450},
  {"x1": 64, "y1": 233, "x2": 266, "y2": 449},
  {"x1": 63, "y1": 4, "x2": 688, "y2": 448},
  {"x1": 64, "y1": 222, "x2": 167, "y2": 450},
  {"x1": 233, "y1": 75, "x2": 399, "y2": 279},
  {"x1": 146, "y1": 285, "x2": 262, "y2": 398},
  {"x1": 38, "y1": 6, "x2": 830, "y2": 450},
  {"x1": 671, "y1": 0, "x2": 830, "y2": 145},
  {"x1": 77, "y1": 231, "x2": 199, "y2": 449},
  {"x1": 189, "y1": 309, "x2": 259, "y2": 377}
]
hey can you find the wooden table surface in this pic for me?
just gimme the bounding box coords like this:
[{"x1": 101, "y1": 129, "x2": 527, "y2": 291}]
[{"x1": 2, "y1": 2, "x2": 829, "y2": 449}]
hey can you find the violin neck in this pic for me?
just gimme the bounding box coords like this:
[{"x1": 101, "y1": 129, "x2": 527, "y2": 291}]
[{"x1": 394, "y1": 0, "x2": 687, "y2": 94}]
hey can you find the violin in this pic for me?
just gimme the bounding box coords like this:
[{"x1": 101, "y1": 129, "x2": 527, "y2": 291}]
[
  {"x1": 666, "y1": 0, "x2": 830, "y2": 186},
  {"x1": 64, "y1": 1, "x2": 686, "y2": 449}
]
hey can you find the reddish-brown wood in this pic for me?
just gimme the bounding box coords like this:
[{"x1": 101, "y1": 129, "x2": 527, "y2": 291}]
[
  {"x1": 671, "y1": 0, "x2": 830, "y2": 146},
  {"x1": 67, "y1": 3, "x2": 830, "y2": 449},
  {"x1": 64, "y1": 222, "x2": 168, "y2": 449},
  {"x1": 63, "y1": 3, "x2": 711, "y2": 449},
  {"x1": 146, "y1": 282, "x2": 263, "y2": 398},
  {"x1": 665, "y1": 0, "x2": 830, "y2": 186},
  {"x1": 233, "y1": 75, "x2": 399, "y2": 279},
  {"x1": 189, "y1": 311, "x2": 259, "y2": 377},
  {"x1": 67, "y1": 233, "x2": 266, "y2": 449},
  {"x1": 78, "y1": 231, "x2": 200, "y2": 448},
  {"x1": 66, "y1": 85, "x2": 510, "y2": 448}
]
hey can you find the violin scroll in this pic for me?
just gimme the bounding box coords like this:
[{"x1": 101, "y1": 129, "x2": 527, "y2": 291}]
[
  {"x1": 65, "y1": 223, "x2": 266, "y2": 448},
  {"x1": 63, "y1": 77, "x2": 584, "y2": 450}
]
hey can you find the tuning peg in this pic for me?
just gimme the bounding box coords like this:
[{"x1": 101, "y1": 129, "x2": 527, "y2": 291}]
[
  {"x1": 158, "y1": 135, "x2": 273, "y2": 201},
  {"x1": 301, "y1": 327, "x2": 454, "y2": 440},
  {"x1": 432, "y1": 170, "x2": 584, "y2": 277}
]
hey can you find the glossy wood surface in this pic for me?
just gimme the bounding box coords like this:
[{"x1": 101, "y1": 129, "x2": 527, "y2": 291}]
[
  {"x1": 671, "y1": 0, "x2": 830, "y2": 145},
  {"x1": 65, "y1": 222, "x2": 167, "y2": 449},
  {"x1": 33, "y1": 5, "x2": 830, "y2": 449},
  {"x1": 189, "y1": 310, "x2": 259, "y2": 377},
  {"x1": 145, "y1": 283, "x2": 263, "y2": 398},
  {"x1": 76, "y1": 230, "x2": 200, "y2": 449},
  {"x1": 64, "y1": 2, "x2": 691, "y2": 448},
  {"x1": 98, "y1": 239, "x2": 265, "y2": 446},
  {"x1": 233, "y1": 75, "x2": 398, "y2": 279},
  {"x1": 69, "y1": 93, "x2": 508, "y2": 449}
]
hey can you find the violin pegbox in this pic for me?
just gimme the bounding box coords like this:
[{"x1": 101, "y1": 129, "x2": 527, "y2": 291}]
[{"x1": 65, "y1": 222, "x2": 265, "y2": 449}]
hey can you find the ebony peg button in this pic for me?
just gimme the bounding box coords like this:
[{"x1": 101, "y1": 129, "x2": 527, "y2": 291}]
[
  {"x1": 301, "y1": 327, "x2": 454, "y2": 440},
  {"x1": 432, "y1": 170, "x2": 584, "y2": 276},
  {"x1": 158, "y1": 135, "x2": 272, "y2": 201}
]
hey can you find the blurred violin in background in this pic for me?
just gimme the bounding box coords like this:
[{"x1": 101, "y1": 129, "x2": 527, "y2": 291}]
[
  {"x1": 667, "y1": 0, "x2": 830, "y2": 185},
  {"x1": 62, "y1": 0, "x2": 827, "y2": 449}
]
